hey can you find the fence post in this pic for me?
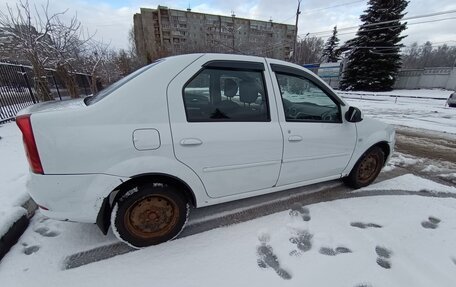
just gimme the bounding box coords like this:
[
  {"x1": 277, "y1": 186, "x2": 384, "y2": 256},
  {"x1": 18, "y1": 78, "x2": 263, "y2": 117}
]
[
  {"x1": 20, "y1": 65, "x2": 37, "y2": 104},
  {"x1": 84, "y1": 75, "x2": 90, "y2": 95},
  {"x1": 52, "y1": 74, "x2": 62, "y2": 101}
]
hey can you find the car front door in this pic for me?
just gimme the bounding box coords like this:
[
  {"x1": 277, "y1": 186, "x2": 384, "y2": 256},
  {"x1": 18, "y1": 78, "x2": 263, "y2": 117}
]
[
  {"x1": 267, "y1": 61, "x2": 357, "y2": 186},
  {"x1": 168, "y1": 56, "x2": 283, "y2": 198}
]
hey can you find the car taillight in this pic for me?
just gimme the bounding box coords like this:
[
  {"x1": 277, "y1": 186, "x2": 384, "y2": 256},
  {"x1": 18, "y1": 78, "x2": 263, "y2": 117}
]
[{"x1": 16, "y1": 115, "x2": 44, "y2": 174}]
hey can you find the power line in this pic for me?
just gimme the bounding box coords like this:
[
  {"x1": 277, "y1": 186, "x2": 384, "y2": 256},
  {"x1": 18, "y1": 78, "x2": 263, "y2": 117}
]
[
  {"x1": 277, "y1": 0, "x2": 365, "y2": 23},
  {"x1": 301, "y1": 0, "x2": 365, "y2": 15},
  {"x1": 303, "y1": 9, "x2": 456, "y2": 37},
  {"x1": 314, "y1": 16, "x2": 456, "y2": 38}
]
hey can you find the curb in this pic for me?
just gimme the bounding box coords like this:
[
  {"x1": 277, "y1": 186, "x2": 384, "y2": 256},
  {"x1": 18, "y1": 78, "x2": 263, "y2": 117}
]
[{"x1": 0, "y1": 198, "x2": 37, "y2": 262}]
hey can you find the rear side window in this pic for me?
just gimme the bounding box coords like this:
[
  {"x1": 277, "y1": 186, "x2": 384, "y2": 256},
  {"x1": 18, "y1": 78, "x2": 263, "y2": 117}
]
[{"x1": 183, "y1": 68, "x2": 269, "y2": 122}]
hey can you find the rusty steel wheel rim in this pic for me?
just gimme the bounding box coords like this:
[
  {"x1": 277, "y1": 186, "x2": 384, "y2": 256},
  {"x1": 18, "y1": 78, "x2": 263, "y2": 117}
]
[
  {"x1": 358, "y1": 153, "x2": 380, "y2": 182},
  {"x1": 124, "y1": 195, "x2": 180, "y2": 239}
]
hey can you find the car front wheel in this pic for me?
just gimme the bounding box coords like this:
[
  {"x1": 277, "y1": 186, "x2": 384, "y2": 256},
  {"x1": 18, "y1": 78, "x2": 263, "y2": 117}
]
[
  {"x1": 111, "y1": 183, "x2": 189, "y2": 248},
  {"x1": 343, "y1": 146, "x2": 385, "y2": 189}
]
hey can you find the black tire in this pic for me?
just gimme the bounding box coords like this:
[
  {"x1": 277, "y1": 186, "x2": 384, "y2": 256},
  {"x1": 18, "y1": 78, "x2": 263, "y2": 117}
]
[
  {"x1": 111, "y1": 183, "x2": 189, "y2": 248},
  {"x1": 343, "y1": 146, "x2": 385, "y2": 189}
]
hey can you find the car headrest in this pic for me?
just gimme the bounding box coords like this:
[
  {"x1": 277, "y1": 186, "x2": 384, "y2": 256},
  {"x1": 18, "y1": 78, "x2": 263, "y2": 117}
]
[
  {"x1": 239, "y1": 80, "x2": 260, "y2": 104},
  {"x1": 224, "y1": 79, "x2": 238, "y2": 98}
]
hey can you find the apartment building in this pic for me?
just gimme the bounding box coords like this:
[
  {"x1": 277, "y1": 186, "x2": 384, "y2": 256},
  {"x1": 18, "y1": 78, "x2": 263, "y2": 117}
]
[{"x1": 133, "y1": 6, "x2": 296, "y2": 63}]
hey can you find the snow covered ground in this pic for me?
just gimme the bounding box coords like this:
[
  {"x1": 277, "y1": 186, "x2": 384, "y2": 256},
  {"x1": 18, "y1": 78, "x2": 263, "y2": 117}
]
[
  {"x1": 1, "y1": 174, "x2": 456, "y2": 287},
  {"x1": 0, "y1": 123, "x2": 29, "y2": 237},
  {"x1": 340, "y1": 89, "x2": 456, "y2": 134}
]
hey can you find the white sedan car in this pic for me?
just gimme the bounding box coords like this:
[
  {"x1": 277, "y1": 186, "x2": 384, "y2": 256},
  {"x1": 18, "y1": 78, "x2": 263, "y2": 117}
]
[{"x1": 17, "y1": 54, "x2": 395, "y2": 248}]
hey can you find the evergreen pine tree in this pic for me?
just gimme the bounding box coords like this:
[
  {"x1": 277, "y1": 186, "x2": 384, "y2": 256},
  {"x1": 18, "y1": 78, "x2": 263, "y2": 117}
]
[
  {"x1": 340, "y1": 0, "x2": 408, "y2": 91},
  {"x1": 322, "y1": 26, "x2": 341, "y2": 63}
]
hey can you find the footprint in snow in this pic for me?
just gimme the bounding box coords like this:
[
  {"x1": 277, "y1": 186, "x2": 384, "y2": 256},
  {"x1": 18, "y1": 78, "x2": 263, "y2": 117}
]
[
  {"x1": 319, "y1": 247, "x2": 337, "y2": 256},
  {"x1": 350, "y1": 222, "x2": 382, "y2": 229},
  {"x1": 256, "y1": 243, "x2": 292, "y2": 280},
  {"x1": 34, "y1": 226, "x2": 60, "y2": 237},
  {"x1": 289, "y1": 203, "x2": 311, "y2": 221},
  {"x1": 375, "y1": 246, "x2": 392, "y2": 269},
  {"x1": 421, "y1": 216, "x2": 441, "y2": 229},
  {"x1": 376, "y1": 257, "x2": 391, "y2": 269},
  {"x1": 375, "y1": 246, "x2": 392, "y2": 259},
  {"x1": 289, "y1": 229, "x2": 313, "y2": 256},
  {"x1": 319, "y1": 246, "x2": 353, "y2": 256},
  {"x1": 335, "y1": 246, "x2": 353, "y2": 254},
  {"x1": 23, "y1": 245, "x2": 40, "y2": 255}
]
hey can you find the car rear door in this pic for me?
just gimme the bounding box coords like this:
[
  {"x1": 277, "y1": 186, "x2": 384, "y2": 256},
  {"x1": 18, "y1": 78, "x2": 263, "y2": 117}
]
[
  {"x1": 167, "y1": 55, "x2": 283, "y2": 198},
  {"x1": 266, "y1": 60, "x2": 357, "y2": 186}
]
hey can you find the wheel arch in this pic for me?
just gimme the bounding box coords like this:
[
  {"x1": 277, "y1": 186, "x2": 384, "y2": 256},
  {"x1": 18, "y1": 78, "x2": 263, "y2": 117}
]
[
  {"x1": 96, "y1": 173, "x2": 197, "y2": 234},
  {"x1": 343, "y1": 139, "x2": 392, "y2": 177},
  {"x1": 374, "y1": 141, "x2": 391, "y2": 164},
  {"x1": 354, "y1": 141, "x2": 391, "y2": 168}
]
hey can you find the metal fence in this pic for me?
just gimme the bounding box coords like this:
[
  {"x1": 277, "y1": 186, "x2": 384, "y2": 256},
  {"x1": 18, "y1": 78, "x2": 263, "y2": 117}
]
[
  {"x1": 394, "y1": 67, "x2": 456, "y2": 90},
  {"x1": 0, "y1": 62, "x2": 92, "y2": 123}
]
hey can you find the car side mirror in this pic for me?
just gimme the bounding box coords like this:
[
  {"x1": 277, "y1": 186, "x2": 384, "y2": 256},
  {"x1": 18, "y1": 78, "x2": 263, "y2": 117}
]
[{"x1": 345, "y1": 106, "x2": 363, "y2": 123}]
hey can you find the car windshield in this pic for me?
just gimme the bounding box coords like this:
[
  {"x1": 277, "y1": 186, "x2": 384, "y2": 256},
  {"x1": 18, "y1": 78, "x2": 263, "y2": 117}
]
[{"x1": 84, "y1": 59, "x2": 164, "y2": 105}]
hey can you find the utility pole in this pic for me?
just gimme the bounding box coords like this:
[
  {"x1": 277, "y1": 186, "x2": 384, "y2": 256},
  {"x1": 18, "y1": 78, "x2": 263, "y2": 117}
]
[
  {"x1": 293, "y1": 0, "x2": 301, "y2": 63},
  {"x1": 231, "y1": 11, "x2": 236, "y2": 53}
]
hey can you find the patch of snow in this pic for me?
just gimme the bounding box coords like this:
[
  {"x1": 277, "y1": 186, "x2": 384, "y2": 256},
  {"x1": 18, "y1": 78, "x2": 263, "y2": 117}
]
[
  {"x1": 0, "y1": 122, "x2": 30, "y2": 237},
  {"x1": 0, "y1": 207, "x2": 27, "y2": 238},
  {"x1": 356, "y1": 174, "x2": 456, "y2": 194},
  {"x1": 384, "y1": 152, "x2": 420, "y2": 172},
  {"x1": 439, "y1": 173, "x2": 456, "y2": 179},
  {"x1": 422, "y1": 165, "x2": 443, "y2": 173}
]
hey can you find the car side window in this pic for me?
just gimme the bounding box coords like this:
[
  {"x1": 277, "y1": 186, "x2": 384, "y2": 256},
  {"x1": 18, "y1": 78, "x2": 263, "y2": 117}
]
[
  {"x1": 183, "y1": 68, "x2": 270, "y2": 122},
  {"x1": 275, "y1": 73, "x2": 341, "y2": 123}
]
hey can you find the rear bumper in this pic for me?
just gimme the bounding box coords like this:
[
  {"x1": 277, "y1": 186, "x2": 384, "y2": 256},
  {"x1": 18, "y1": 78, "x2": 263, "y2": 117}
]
[{"x1": 27, "y1": 173, "x2": 129, "y2": 223}]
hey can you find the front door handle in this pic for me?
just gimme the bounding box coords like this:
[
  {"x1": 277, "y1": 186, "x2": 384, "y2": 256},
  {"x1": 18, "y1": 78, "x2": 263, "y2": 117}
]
[
  {"x1": 288, "y1": 135, "x2": 303, "y2": 142},
  {"x1": 180, "y1": 138, "x2": 203, "y2": 146}
]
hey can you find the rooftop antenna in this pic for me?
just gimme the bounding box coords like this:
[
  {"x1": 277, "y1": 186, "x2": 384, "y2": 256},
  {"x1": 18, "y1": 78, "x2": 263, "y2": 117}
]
[
  {"x1": 187, "y1": 1, "x2": 191, "y2": 11},
  {"x1": 231, "y1": 10, "x2": 235, "y2": 17},
  {"x1": 269, "y1": 17, "x2": 273, "y2": 22}
]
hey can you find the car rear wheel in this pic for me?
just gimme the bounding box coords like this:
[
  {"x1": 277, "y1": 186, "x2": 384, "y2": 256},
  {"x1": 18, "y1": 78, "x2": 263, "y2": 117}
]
[
  {"x1": 111, "y1": 183, "x2": 189, "y2": 248},
  {"x1": 343, "y1": 146, "x2": 385, "y2": 189}
]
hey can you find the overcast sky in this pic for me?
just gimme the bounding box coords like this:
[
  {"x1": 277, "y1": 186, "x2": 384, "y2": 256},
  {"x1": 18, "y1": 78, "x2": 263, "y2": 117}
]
[{"x1": 1, "y1": 0, "x2": 456, "y2": 50}]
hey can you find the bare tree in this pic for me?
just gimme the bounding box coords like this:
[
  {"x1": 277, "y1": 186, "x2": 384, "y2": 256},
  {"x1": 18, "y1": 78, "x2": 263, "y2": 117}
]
[
  {"x1": 401, "y1": 42, "x2": 456, "y2": 69},
  {"x1": 127, "y1": 27, "x2": 146, "y2": 71},
  {"x1": 0, "y1": 0, "x2": 66, "y2": 101},
  {"x1": 45, "y1": 14, "x2": 91, "y2": 99},
  {"x1": 82, "y1": 39, "x2": 110, "y2": 94},
  {"x1": 295, "y1": 36, "x2": 324, "y2": 64}
]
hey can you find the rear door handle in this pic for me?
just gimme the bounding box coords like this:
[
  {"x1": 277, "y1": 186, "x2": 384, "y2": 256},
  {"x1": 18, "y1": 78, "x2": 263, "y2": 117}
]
[
  {"x1": 288, "y1": 135, "x2": 303, "y2": 142},
  {"x1": 180, "y1": 138, "x2": 203, "y2": 146}
]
